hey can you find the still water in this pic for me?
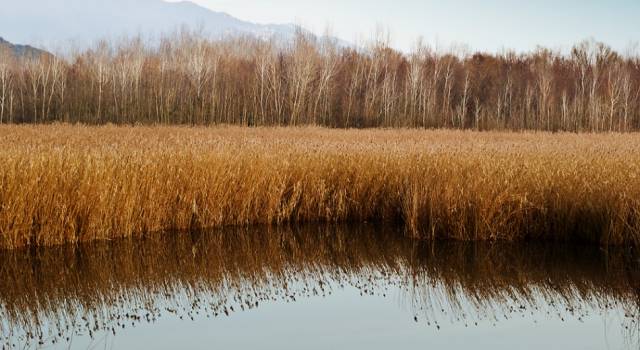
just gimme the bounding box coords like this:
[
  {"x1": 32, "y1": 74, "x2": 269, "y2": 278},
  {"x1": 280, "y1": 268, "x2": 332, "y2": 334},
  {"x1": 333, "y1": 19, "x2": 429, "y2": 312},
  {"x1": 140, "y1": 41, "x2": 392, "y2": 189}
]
[{"x1": 1, "y1": 225, "x2": 638, "y2": 349}]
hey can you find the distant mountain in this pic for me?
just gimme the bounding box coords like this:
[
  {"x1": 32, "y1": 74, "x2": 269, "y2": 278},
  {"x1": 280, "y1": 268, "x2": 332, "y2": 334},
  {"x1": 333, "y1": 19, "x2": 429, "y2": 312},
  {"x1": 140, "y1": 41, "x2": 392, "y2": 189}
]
[
  {"x1": 0, "y1": 0, "x2": 332, "y2": 47},
  {"x1": 0, "y1": 37, "x2": 50, "y2": 59}
]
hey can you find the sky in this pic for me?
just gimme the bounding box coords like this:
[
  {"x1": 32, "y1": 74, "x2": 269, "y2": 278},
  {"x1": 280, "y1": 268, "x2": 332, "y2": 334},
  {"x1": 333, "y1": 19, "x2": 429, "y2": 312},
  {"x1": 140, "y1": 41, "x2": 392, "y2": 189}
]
[{"x1": 171, "y1": 0, "x2": 640, "y2": 53}]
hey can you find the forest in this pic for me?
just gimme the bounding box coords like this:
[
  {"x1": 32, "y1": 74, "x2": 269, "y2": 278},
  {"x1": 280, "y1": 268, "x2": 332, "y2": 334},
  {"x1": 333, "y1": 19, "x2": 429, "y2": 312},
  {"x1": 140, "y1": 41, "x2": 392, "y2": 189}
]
[{"x1": 1, "y1": 31, "x2": 638, "y2": 131}]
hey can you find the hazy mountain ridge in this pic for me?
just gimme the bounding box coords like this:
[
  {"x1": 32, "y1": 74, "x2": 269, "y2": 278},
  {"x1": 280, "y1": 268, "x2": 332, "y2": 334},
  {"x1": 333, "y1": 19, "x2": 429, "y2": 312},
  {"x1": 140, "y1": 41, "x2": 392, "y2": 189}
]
[
  {"x1": 0, "y1": 0, "x2": 321, "y2": 47},
  {"x1": 0, "y1": 37, "x2": 50, "y2": 58}
]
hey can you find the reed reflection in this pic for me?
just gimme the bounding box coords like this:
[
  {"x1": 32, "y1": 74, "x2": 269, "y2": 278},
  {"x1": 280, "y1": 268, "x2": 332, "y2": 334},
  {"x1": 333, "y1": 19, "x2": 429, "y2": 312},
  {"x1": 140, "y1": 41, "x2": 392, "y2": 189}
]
[{"x1": 0, "y1": 224, "x2": 638, "y2": 348}]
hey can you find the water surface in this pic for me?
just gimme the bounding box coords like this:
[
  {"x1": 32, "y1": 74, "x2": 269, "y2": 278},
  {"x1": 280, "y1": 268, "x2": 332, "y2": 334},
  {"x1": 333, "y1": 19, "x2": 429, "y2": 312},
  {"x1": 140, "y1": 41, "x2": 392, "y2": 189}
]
[{"x1": 1, "y1": 225, "x2": 638, "y2": 349}]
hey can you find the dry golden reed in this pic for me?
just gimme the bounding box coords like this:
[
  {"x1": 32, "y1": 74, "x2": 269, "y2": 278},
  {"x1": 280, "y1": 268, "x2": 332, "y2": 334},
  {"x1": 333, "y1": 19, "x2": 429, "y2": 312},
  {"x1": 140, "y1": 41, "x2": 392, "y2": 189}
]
[{"x1": 1, "y1": 124, "x2": 639, "y2": 248}]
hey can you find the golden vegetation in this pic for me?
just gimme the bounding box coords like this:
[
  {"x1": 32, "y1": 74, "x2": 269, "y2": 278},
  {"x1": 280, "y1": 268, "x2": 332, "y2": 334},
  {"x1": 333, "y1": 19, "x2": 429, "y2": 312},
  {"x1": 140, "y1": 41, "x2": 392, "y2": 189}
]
[
  {"x1": 0, "y1": 124, "x2": 639, "y2": 248},
  {"x1": 0, "y1": 33, "x2": 639, "y2": 130},
  {"x1": 1, "y1": 225, "x2": 638, "y2": 347}
]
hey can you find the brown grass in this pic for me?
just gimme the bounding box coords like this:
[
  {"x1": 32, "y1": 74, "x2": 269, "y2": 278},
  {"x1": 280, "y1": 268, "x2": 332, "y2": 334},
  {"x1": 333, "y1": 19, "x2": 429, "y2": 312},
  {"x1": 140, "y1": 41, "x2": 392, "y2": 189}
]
[{"x1": 1, "y1": 124, "x2": 640, "y2": 248}]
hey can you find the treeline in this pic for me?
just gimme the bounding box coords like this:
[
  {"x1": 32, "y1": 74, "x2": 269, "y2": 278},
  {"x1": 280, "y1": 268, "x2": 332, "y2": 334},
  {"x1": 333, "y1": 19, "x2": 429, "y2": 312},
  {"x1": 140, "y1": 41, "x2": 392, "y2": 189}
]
[{"x1": 1, "y1": 32, "x2": 639, "y2": 131}]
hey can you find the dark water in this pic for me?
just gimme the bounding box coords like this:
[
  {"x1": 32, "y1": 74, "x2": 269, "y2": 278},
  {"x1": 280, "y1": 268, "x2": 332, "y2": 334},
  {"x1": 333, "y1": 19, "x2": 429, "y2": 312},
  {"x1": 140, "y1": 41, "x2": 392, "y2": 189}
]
[{"x1": 1, "y1": 225, "x2": 639, "y2": 350}]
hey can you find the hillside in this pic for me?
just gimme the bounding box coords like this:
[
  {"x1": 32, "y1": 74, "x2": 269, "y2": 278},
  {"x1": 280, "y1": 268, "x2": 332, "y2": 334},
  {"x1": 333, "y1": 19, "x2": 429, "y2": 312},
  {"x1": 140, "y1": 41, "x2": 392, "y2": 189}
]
[
  {"x1": 0, "y1": 37, "x2": 50, "y2": 59},
  {"x1": 0, "y1": 0, "x2": 309, "y2": 45}
]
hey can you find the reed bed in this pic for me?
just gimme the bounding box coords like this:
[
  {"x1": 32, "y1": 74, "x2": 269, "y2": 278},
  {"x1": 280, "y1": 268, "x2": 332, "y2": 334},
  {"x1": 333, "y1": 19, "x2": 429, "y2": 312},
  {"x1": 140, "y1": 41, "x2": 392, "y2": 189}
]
[{"x1": 1, "y1": 124, "x2": 640, "y2": 248}]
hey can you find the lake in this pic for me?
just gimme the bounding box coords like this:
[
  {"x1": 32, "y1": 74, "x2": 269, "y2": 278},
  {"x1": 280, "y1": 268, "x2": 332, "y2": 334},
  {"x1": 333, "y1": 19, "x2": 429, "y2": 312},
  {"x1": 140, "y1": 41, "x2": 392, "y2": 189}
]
[{"x1": 1, "y1": 224, "x2": 638, "y2": 349}]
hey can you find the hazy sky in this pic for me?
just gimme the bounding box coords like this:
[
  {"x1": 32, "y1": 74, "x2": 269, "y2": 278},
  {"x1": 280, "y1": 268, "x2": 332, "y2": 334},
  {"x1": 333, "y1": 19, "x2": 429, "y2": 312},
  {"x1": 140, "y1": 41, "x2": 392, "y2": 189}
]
[{"x1": 173, "y1": 0, "x2": 640, "y2": 53}]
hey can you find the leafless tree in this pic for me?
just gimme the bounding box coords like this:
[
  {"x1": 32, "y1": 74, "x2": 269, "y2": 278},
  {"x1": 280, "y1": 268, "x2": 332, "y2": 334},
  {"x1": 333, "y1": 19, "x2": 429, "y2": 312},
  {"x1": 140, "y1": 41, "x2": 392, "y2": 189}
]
[{"x1": 0, "y1": 32, "x2": 638, "y2": 132}]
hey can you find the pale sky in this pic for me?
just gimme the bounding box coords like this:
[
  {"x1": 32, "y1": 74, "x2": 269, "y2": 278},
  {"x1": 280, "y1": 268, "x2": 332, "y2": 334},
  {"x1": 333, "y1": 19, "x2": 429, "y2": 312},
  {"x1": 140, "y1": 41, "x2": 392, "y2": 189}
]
[{"x1": 172, "y1": 0, "x2": 640, "y2": 53}]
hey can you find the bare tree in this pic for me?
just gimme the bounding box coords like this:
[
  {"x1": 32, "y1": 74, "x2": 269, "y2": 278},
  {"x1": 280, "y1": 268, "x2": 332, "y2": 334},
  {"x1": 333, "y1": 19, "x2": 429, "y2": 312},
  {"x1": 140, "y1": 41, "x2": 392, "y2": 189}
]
[
  {"x1": 0, "y1": 49, "x2": 13, "y2": 123},
  {"x1": 88, "y1": 41, "x2": 110, "y2": 123},
  {"x1": 288, "y1": 31, "x2": 316, "y2": 125},
  {"x1": 0, "y1": 32, "x2": 639, "y2": 132},
  {"x1": 312, "y1": 36, "x2": 338, "y2": 125}
]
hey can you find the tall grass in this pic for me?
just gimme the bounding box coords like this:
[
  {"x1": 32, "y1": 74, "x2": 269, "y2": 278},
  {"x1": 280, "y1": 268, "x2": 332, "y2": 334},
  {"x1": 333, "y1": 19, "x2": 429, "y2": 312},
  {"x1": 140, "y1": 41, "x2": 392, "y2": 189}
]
[
  {"x1": 0, "y1": 124, "x2": 639, "y2": 248},
  {"x1": 1, "y1": 32, "x2": 639, "y2": 130}
]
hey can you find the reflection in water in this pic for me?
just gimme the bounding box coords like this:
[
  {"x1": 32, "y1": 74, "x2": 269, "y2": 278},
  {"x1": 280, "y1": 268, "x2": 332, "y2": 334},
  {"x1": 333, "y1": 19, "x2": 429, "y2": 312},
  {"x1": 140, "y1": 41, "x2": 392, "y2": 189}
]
[{"x1": 0, "y1": 224, "x2": 639, "y2": 349}]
